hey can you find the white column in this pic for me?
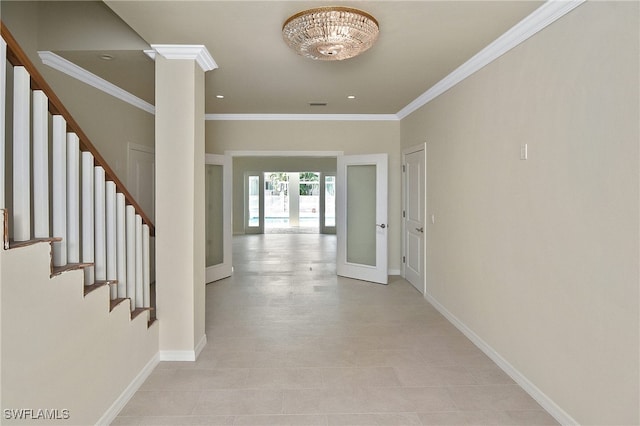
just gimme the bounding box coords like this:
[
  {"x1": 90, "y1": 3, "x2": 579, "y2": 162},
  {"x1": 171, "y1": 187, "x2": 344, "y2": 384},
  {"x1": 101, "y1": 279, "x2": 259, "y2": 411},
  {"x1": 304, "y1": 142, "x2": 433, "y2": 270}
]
[
  {"x1": 52, "y1": 116, "x2": 67, "y2": 266},
  {"x1": 126, "y1": 205, "x2": 136, "y2": 310},
  {"x1": 32, "y1": 90, "x2": 49, "y2": 238},
  {"x1": 106, "y1": 181, "x2": 117, "y2": 299},
  {"x1": 94, "y1": 167, "x2": 106, "y2": 281},
  {"x1": 116, "y1": 194, "x2": 127, "y2": 299},
  {"x1": 0, "y1": 37, "x2": 6, "y2": 209},
  {"x1": 13, "y1": 66, "x2": 30, "y2": 242},
  {"x1": 135, "y1": 214, "x2": 143, "y2": 308},
  {"x1": 66, "y1": 133, "x2": 80, "y2": 263},
  {"x1": 82, "y1": 152, "x2": 95, "y2": 285},
  {"x1": 153, "y1": 45, "x2": 217, "y2": 358}
]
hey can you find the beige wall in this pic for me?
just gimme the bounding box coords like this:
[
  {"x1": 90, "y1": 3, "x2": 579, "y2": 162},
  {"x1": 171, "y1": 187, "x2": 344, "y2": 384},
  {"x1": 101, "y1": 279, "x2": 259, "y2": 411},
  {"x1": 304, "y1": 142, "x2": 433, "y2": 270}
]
[
  {"x1": 0, "y1": 212, "x2": 159, "y2": 425},
  {"x1": 206, "y1": 120, "x2": 403, "y2": 271},
  {"x1": 401, "y1": 2, "x2": 639, "y2": 424}
]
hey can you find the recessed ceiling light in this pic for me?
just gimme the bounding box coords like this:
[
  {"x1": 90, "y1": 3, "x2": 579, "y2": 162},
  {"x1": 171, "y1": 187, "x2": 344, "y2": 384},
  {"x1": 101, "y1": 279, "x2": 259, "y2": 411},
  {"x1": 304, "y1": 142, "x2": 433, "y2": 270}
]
[
  {"x1": 99, "y1": 53, "x2": 114, "y2": 61},
  {"x1": 347, "y1": 95, "x2": 356, "y2": 99},
  {"x1": 216, "y1": 95, "x2": 224, "y2": 99}
]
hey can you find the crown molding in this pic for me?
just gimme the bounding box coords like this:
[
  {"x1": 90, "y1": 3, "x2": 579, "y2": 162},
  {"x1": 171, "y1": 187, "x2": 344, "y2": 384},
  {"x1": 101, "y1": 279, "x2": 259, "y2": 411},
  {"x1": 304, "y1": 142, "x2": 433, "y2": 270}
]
[
  {"x1": 148, "y1": 44, "x2": 218, "y2": 72},
  {"x1": 38, "y1": 51, "x2": 155, "y2": 115},
  {"x1": 396, "y1": 0, "x2": 586, "y2": 119},
  {"x1": 37, "y1": 0, "x2": 583, "y2": 122},
  {"x1": 225, "y1": 150, "x2": 344, "y2": 157},
  {"x1": 205, "y1": 113, "x2": 399, "y2": 121}
]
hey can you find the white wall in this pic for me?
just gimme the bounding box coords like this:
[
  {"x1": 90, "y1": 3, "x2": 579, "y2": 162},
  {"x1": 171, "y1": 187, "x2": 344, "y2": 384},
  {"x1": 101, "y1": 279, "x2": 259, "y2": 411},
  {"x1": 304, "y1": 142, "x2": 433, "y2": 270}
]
[
  {"x1": 207, "y1": 120, "x2": 403, "y2": 272},
  {"x1": 400, "y1": 2, "x2": 639, "y2": 424}
]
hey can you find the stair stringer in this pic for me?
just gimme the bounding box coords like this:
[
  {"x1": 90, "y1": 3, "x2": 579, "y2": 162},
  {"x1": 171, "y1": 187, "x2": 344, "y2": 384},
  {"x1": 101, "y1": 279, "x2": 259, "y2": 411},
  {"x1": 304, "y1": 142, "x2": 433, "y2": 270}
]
[{"x1": 0, "y1": 228, "x2": 159, "y2": 424}]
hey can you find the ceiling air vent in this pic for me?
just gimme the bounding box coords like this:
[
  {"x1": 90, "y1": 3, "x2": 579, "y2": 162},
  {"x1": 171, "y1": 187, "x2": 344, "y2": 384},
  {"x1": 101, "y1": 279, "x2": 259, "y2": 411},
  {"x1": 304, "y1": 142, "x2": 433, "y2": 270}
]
[{"x1": 309, "y1": 102, "x2": 328, "y2": 107}]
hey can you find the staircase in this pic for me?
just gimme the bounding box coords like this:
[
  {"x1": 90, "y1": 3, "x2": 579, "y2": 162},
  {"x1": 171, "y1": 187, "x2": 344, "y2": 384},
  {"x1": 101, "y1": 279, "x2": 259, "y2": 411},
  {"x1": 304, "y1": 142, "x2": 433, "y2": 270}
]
[{"x1": 1, "y1": 23, "x2": 159, "y2": 425}]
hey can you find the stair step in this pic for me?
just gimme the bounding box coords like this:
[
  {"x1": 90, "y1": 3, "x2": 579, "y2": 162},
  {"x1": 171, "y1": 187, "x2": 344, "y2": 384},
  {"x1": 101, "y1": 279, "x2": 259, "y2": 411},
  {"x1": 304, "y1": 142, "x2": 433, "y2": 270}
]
[
  {"x1": 110, "y1": 298, "x2": 128, "y2": 312},
  {"x1": 84, "y1": 280, "x2": 118, "y2": 296},
  {"x1": 8, "y1": 237, "x2": 61, "y2": 250},
  {"x1": 51, "y1": 263, "x2": 92, "y2": 277},
  {"x1": 132, "y1": 307, "x2": 152, "y2": 321}
]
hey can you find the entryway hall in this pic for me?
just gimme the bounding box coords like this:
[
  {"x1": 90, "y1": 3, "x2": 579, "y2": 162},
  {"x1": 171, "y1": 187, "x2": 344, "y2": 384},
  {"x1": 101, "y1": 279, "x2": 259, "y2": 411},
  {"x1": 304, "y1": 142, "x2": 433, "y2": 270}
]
[{"x1": 115, "y1": 234, "x2": 556, "y2": 425}]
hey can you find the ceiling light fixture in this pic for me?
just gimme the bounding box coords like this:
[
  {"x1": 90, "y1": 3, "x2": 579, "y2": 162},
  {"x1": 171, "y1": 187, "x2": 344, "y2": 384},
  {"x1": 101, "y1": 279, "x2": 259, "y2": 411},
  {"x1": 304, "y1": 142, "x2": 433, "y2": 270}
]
[{"x1": 282, "y1": 7, "x2": 379, "y2": 61}]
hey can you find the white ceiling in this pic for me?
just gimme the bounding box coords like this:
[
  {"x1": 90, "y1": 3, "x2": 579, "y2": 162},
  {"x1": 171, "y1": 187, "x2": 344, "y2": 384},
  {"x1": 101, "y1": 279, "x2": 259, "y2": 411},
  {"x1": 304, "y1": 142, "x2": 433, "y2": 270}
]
[{"x1": 55, "y1": 1, "x2": 544, "y2": 115}]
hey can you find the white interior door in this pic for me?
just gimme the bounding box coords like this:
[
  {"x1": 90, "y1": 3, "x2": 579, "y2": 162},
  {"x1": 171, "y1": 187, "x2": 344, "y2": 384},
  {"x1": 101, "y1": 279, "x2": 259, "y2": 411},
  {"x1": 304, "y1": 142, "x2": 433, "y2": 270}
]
[
  {"x1": 205, "y1": 154, "x2": 232, "y2": 283},
  {"x1": 337, "y1": 154, "x2": 388, "y2": 284},
  {"x1": 128, "y1": 144, "x2": 155, "y2": 221},
  {"x1": 403, "y1": 145, "x2": 426, "y2": 293}
]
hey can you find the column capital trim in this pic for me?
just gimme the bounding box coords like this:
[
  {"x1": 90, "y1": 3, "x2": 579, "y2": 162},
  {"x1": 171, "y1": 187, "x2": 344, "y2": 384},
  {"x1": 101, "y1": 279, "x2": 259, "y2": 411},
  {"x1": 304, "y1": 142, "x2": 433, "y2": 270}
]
[{"x1": 146, "y1": 45, "x2": 218, "y2": 72}]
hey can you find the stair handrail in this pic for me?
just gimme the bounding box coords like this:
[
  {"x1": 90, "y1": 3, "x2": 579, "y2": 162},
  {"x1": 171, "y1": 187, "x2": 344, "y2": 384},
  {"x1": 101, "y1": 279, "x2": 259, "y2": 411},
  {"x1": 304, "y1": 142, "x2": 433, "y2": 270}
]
[{"x1": 1, "y1": 22, "x2": 155, "y2": 236}]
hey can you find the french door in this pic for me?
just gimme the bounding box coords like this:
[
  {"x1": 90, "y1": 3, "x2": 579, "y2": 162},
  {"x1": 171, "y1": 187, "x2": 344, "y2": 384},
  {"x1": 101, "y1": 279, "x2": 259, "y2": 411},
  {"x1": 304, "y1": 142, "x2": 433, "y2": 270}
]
[
  {"x1": 205, "y1": 154, "x2": 232, "y2": 283},
  {"x1": 336, "y1": 154, "x2": 388, "y2": 284}
]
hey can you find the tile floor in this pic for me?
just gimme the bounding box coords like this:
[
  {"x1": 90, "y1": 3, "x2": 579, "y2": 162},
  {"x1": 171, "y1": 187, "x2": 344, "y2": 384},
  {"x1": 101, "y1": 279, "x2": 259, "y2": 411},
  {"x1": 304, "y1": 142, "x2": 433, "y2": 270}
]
[{"x1": 114, "y1": 234, "x2": 558, "y2": 425}]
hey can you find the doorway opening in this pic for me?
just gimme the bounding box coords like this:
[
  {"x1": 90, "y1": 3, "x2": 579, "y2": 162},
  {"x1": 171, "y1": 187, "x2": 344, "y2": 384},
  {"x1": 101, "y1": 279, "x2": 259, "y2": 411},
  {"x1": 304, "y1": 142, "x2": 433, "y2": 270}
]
[{"x1": 250, "y1": 171, "x2": 335, "y2": 234}]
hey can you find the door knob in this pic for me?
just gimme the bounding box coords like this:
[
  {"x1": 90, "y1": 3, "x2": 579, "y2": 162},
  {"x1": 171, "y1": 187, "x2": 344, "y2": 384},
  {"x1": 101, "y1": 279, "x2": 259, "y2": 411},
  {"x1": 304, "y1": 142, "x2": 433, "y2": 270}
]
[
  {"x1": 376, "y1": 223, "x2": 386, "y2": 229},
  {"x1": 416, "y1": 227, "x2": 424, "y2": 233}
]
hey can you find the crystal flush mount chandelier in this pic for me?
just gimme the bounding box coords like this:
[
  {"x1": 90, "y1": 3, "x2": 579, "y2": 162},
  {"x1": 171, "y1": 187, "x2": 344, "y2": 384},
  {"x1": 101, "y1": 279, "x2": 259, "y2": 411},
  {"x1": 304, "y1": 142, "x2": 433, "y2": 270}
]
[{"x1": 282, "y1": 6, "x2": 379, "y2": 61}]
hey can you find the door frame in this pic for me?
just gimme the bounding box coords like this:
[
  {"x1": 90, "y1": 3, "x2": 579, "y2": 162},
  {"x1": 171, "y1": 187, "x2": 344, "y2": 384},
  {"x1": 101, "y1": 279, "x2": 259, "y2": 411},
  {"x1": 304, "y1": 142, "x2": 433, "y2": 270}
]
[{"x1": 402, "y1": 143, "x2": 427, "y2": 294}]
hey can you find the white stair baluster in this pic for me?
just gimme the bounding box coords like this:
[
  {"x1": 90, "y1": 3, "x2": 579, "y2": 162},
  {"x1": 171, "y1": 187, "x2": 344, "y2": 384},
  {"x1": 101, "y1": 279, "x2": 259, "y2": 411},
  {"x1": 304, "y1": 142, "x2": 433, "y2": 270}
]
[
  {"x1": 126, "y1": 205, "x2": 136, "y2": 310},
  {"x1": 135, "y1": 214, "x2": 143, "y2": 308},
  {"x1": 13, "y1": 66, "x2": 30, "y2": 242},
  {"x1": 142, "y1": 224, "x2": 151, "y2": 309},
  {"x1": 32, "y1": 90, "x2": 49, "y2": 238},
  {"x1": 116, "y1": 194, "x2": 127, "y2": 299},
  {"x1": 82, "y1": 152, "x2": 95, "y2": 285},
  {"x1": 52, "y1": 116, "x2": 67, "y2": 266},
  {"x1": 66, "y1": 133, "x2": 80, "y2": 263},
  {"x1": 0, "y1": 37, "x2": 7, "y2": 209},
  {"x1": 94, "y1": 167, "x2": 106, "y2": 281},
  {"x1": 106, "y1": 181, "x2": 117, "y2": 299}
]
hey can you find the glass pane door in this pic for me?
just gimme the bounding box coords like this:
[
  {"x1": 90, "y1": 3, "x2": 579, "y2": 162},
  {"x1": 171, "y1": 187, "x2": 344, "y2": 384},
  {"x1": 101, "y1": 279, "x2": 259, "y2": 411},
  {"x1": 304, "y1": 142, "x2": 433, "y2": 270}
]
[
  {"x1": 336, "y1": 154, "x2": 388, "y2": 284},
  {"x1": 245, "y1": 173, "x2": 263, "y2": 233},
  {"x1": 205, "y1": 164, "x2": 224, "y2": 268},
  {"x1": 320, "y1": 173, "x2": 336, "y2": 234},
  {"x1": 205, "y1": 154, "x2": 232, "y2": 283}
]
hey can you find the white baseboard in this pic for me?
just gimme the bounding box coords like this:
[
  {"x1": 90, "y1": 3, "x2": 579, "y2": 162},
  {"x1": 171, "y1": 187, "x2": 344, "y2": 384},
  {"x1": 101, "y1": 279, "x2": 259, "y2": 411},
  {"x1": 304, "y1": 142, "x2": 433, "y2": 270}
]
[
  {"x1": 96, "y1": 352, "x2": 160, "y2": 426},
  {"x1": 424, "y1": 292, "x2": 578, "y2": 426},
  {"x1": 159, "y1": 334, "x2": 208, "y2": 361},
  {"x1": 389, "y1": 269, "x2": 401, "y2": 276}
]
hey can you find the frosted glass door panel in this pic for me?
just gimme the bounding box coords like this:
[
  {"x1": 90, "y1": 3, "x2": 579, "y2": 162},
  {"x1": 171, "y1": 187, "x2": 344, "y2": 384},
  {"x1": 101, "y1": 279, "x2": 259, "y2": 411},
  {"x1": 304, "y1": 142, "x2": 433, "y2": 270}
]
[
  {"x1": 205, "y1": 164, "x2": 224, "y2": 267},
  {"x1": 346, "y1": 165, "x2": 376, "y2": 266}
]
